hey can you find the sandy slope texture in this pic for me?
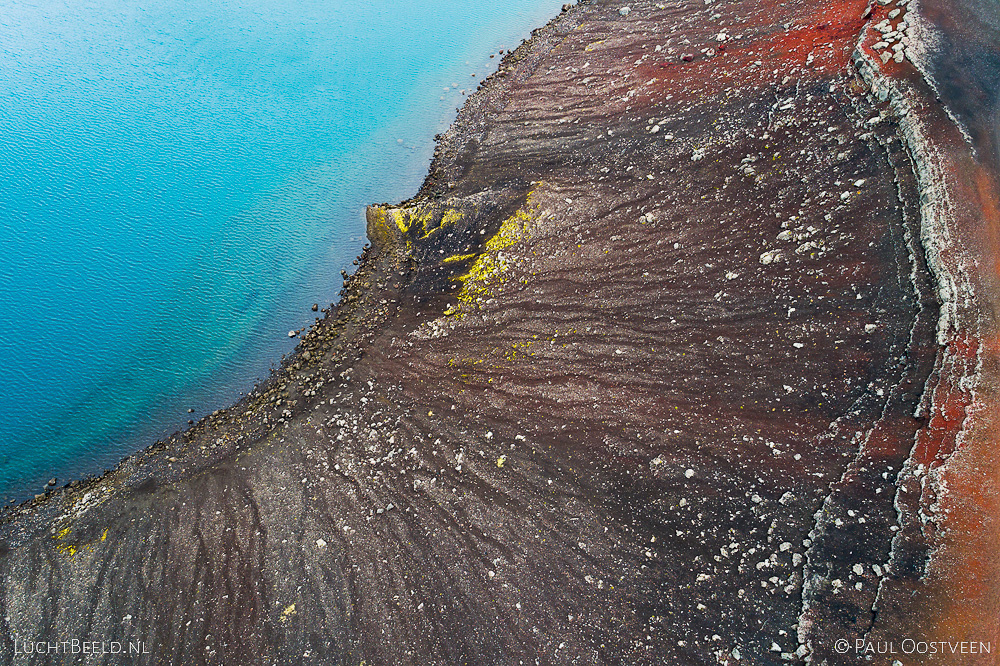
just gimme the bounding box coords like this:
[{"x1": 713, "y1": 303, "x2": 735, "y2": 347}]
[{"x1": 1, "y1": 0, "x2": 993, "y2": 664}]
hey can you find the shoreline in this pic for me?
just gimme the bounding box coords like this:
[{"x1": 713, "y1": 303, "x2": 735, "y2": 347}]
[
  {"x1": 0, "y1": 0, "x2": 567, "y2": 507},
  {"x1": 0, "y1": 0, "x2": 996, "y2": 662},
  {"x1": 0, "y1": 5, "x2": 579, "y2": 519}
]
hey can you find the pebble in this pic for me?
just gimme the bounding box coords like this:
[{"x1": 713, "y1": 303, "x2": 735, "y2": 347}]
[
  {"x1": 759, "y1": 249, "x2": 784, "y2": 265},
  {"x1": 619, "y1": 6, "x2": 631, "y2": 15}
]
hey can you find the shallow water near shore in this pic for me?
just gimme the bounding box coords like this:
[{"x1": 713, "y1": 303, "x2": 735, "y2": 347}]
[{"x1": 0, "y1": 0, "x2": 565, "y2": 500}]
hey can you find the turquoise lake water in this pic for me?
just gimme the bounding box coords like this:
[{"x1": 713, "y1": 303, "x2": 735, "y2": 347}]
[{"x1": 0, "y1": 0, "x2": 565, "y2": 499}]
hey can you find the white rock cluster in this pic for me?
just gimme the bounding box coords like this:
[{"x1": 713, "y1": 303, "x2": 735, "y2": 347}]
[{"x1": 871, "y1": 0, "x2": 911, "y2": 64}]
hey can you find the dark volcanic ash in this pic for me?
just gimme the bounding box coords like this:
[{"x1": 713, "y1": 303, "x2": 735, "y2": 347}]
[{"x1": 1, "y1": 0, "x2": 998, "y2": 664}]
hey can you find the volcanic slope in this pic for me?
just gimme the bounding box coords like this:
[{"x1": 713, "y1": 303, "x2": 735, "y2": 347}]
[{"x1": 0, "y1": 0, "x2": 968, "y2": 664}]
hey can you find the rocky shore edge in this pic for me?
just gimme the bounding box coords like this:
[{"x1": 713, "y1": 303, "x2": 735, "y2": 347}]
[{"x1": 0, "y1": 0, "x2": 581, "y2": 535}]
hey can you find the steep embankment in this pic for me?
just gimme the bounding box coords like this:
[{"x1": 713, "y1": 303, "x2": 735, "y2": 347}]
[
  {"x1": 0, "y1": 0, "x2": 994, "y2": 664},
  {"x1": 851, "y1": 0, "x2": 1000, "y2": 658}
]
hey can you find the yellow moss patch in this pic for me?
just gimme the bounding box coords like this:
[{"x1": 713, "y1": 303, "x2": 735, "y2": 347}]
[
  {"x1": 442, "y1": 252, "x2": 477, "y2": 264},
  {"x1": 53, "y1": 525, "x2": 77, "y2": 556},
  {"x1": 365, "y1": 207, "x2": 398, "y2": 249},
  {"x1": 380, "y1": 205, "x2": 464, "y2": 237},
  {"x1": 280, "y1": 603, "x2": 297, "y2": 624},
  {"x1": 505, "y1": 339, "x2": 535, "y2": 361},
  {"x1": 368, "y1": 204, "x2": 468, "y2": 257},
  {"x1": 430, "y1": 208, "x2": 465, "y2": 238},
  {"x1": 448, "y1": 189, "x2": 542, "y2": 316},
  {"x1": 53, "y1": 524, "x2": 111, "y2": 558}
]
